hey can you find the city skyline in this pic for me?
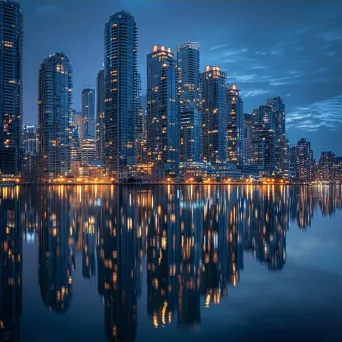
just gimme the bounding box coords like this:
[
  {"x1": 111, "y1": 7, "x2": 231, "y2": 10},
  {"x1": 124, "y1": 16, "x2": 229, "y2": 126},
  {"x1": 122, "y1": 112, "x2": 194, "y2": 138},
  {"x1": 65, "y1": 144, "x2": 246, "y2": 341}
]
[{"x1": 17, "y1": 0, "x2": 342, "y2": 157}]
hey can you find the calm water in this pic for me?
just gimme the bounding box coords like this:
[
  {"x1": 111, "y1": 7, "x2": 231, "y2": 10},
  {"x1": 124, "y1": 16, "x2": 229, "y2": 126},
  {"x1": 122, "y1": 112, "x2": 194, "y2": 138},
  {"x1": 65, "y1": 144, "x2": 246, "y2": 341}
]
[{"x1": 1, "y1": 185, "x2": 342, "y2": 342}]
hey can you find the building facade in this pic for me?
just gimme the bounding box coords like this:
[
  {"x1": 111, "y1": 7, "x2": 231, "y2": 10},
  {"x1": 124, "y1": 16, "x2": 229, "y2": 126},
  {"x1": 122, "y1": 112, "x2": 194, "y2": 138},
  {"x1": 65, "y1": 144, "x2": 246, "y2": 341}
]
[
  {"x1": 266, "y1": 97, "x2": 287, "y2": 175},
  {"x1": 96, "y1": 68, "x2": 105, "y2": 161},
  {"x1": 177, "y1": 42, "x2": 201, "y2": 164},
  {"x1": 104, "y1": 11, "x2": 138, "y2": 178},
  {"x1": 200, "y1": 66, "x2": 227, "y2": 165},
  {"x1": 135, "y1": 73, "x2": 146, "y2": 165},
  {"x1": 22, "y1": 125, "x2": 37, "y2": 181},
  {"x1": 37, "y1": 53, "x2": 73, "y2": 181},
  {"x1": 147, "y1": 45, "x2": 178, "y2": 179},
  {"x1": 226, "y1": 84, "x2": 243, "y2": 166},
  {"x1": 82, "y1": 88, "x2": 96, "y2": 139},
  {"x1": 295, "y1": 138, "x2": 314, "y2": 182},
  {"x1": 249, "y1": 105, "x2": 276, "y2": 172},
  {"x1": 0, "y1": 0, "x2": 23, "y2": 176},
  {"x1": 318, "y1": 151, "x2": 335, "y2": 182},
  {"x1": 243, "y1": 113, "x2": 252, "y2": 166}
]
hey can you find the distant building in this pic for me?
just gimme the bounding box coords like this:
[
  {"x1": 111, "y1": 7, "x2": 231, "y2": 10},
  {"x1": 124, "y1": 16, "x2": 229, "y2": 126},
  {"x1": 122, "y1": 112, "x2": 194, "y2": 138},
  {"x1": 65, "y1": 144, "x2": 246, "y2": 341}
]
[
  {"x1": 226, "y1": 84, "x2": 243, "y2": 166},
  {"x1": 177, "y1": 42, "x2": 201, "y2": 164},
  {"x1": 70, "y1": 110, "x2": 81, "y2": 163},
  {"x1": 249, "y1": 106, "x2": 276, "y2": 173},
  {"x1": 295, "y1": 138, "x2": 314, "y2": 182},
  {"x1": 81, "y1": 138, "x2": 97, "y2": 167},
  {"x1": 135, "y1": 73, "x2": 146, "y2": 164},
  {"x1": 82, "y1": 88, "x2": 96, "y2": 139},
  {"x1": 37, "y1": 52, "x2": 73, "y2": 181},
  {"x1": 243, "y1": 113, "x2": 252, "y2": 166},
  {"x1": 96, "y1": 68, "x2": 105, "y2": 161},
  {"x1": 23, "y1": 125, "x2": 37, "y2": 155},
  {"x1": 0, "y1": 0, "x2": 23, "y2": 176},
  {"x1": 104, "y1": 11, "x2": 138, "y2": 178},
  {"x1": 22, "y1": 125, "x2": 37, "y2": 182},
  {"x1": 288, "y1": 146, "x2": 297, "y2": 179},
  {"x1": 266, "y1": 97, "x2": 287, "y2": 175},
  {"x1": 147, "y1": 45, "x2": 178, "y2": 179},
  {"x1": 318, "y1": 151, "x2": 335, "y2": 182},
  {"x1": 200, "y1": 66, "x2": 227, "y2": 164},
  {"x1": 334, "y1": 156, "x2": 342, "y2": 183}
]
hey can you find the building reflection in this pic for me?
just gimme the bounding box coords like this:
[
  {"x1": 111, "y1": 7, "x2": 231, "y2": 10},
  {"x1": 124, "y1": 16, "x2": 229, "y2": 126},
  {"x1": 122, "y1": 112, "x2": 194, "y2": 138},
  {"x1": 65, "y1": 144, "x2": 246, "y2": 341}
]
[
  {"x1": 178, "y1": 187, "x2": 202, "y2": 328},
  {"x1": 38, "y1": 187, "x2": 74, "y2": 313},
  {"x1": 0, "y1": 187, "x2": 21, "y2": 342},
  {"x1": 8, "y1": 184, "x2": 342, "y2": 341},
  {"x1": 97, "y1": 187, "x2": 138, "y2": 341}
]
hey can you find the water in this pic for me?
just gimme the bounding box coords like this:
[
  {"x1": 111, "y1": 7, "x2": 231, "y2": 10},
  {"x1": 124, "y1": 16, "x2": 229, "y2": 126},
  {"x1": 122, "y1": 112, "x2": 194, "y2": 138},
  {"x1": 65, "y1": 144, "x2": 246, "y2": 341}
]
[{"x1": 1, "y1": 185, "x2": 342, "y2": 342}]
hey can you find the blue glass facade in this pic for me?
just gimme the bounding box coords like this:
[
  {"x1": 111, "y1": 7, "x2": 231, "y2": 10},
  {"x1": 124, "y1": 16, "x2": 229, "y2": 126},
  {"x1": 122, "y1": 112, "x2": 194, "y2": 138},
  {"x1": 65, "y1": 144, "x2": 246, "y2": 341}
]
[
  {"x1": 177, "y1": 42, "x2": 201, "y2": 164},
  {"x1": 0, "y1": 0, "x2": 23, "y2": 176},
  {"x1": 104, "y1": 11, "x2": 137, "y2": 177},
  {"x1": 82, "y1": 88, "x2": 96, "y2": 139},
  {"x1": 147, "y1": 45, "x2": 178, "y2": 179},
  {"x1": 226, "y1": 84, "x2": 243, "y2": 167},
  {"x1": 200, "y1": 66, "x2": 227, "y2": 165},
  {"x1": 38, "y1": 53, "x2": 73, "y2": 180},
  {"x1": 96, "y1": 68, "x2": 105, "y2": 161}
]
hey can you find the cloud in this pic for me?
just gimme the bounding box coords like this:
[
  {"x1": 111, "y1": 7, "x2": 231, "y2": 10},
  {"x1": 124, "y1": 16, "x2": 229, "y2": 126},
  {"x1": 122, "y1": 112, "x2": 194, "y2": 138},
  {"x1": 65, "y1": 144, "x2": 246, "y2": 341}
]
[
  {"x1": 209, "y1": 44, "x2": 229, "y2": 51},
  {"x1": 255, "y1": 49, "x2": 283, "y2": 56},
  {"x1": 221, "y1": 48, "x2": 248, "y2": 57},
  {"x1": 287, "y1": 96, "x2": 342, "y2": 131},
  {"x1": 241, "y1": 89, "x2": 270, "y2": 98},
  {"x1": 326, "y1": 50, "x2": 337, "y2": 57},
  {"x1": 231, "y1": 73, "x2": 257, "y2": 82},
  {"x1": 252, "y1": 66, "x2": 267, "y2": 70},
  {"x1": 319, "y1": 29, "x2": 342, "y2": 42}
]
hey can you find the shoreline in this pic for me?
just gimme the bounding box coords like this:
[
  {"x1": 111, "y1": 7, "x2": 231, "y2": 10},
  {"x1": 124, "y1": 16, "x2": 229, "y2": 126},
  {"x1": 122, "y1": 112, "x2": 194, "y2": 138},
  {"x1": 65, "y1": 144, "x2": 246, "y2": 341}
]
[{"x1": 1, "y1": 182, "x2": 340, "y2": 187}]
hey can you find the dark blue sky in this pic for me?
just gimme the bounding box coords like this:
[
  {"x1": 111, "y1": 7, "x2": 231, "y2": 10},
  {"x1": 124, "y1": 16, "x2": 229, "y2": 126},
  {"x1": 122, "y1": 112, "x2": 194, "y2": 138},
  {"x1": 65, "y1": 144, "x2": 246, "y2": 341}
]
[{"x1": 19, "y1": 0, "x2": 342, "y2": 157}]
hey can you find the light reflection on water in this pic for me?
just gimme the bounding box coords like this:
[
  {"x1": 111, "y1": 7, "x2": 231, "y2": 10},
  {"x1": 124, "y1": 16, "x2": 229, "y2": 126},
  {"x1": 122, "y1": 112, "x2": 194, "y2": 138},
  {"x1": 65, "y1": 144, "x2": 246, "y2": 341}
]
[{"x1": 1, "y1": 185, "x2": 342, "y2": 341}]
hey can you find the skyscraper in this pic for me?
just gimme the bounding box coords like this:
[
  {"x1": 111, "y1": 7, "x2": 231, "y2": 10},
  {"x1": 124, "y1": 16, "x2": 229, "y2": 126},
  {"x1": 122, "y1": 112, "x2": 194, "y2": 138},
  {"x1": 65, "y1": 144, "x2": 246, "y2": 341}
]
[
  {"x1": 0, "y1": 0, "x2": 23, "y2": 176},
  {"x1": 295, "y1": 138, "x2": 314, "y2": 182},
  {"x1": 23, "y1": 125, "x2": 37, "y2": 155},
  {"x1": 226, "y1": 84, "x2": 243, "y2": 166},
  {"x1": 243, "y1": 113, "x2": 252, "y2": 166},
  {"x1": 22, "y1": 125, "x2": 37, "y2": 182},
  {"x1": 104, "y1": 11, "x2": 138, "y2": 178},
  {"x1": 147, "y1": 45, "x2": 178, "y2": 179},
  {"x1": 37, "y1": 53, "x2": 73, "y2": 181},
  {"x1": 177, "y1": 42, "x2": 201, "y2": 164},
  {"x1": 96, "y1": 68, "x2": 105, "y2": 161},
  {"x1": 250, "y1": 105, "x2": 276, "y2": 172},
  {"x1": 135, "y1": 73, "x2": 146, "y2": 165},
  {"x1": 266, "y1": 97, "x2": 287, "y2": 174},
  {"x1": 200, "y1": 66, "x2": 227, "y2": 164},
  {"x1": 318, "y1": 151, "x2": 335, "y2": 182},
  {"x1": 81, "y1": 88, "x2": 96, "y2": 139}
]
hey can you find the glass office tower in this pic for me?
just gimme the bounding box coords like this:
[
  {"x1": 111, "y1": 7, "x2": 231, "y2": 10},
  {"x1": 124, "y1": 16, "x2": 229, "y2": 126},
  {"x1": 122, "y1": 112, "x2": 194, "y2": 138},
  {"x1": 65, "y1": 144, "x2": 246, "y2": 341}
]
[
  {"x1": 82, "y1": 88, "x2": 96, "y2": 139},
  {"x1": 147, "y1": 45, "x2": 178, "y2": 179},
  {"x1": 104, "y1": 11, "x2": 138, "y2": 178},
  {"x1": 177, "y1": 42, "x2": 201, "y2": 164},
  {"x1": 226, "y1": 84, "x2": 243, "y2": 167},
  {"x1": 200, "y1": 66, "x2": 227, "y2": 165},
  {"x1": 0, "y1": 0, "x2": 23, "y2": 176},
  {"x1": 37, "y1": 52, "x2": 73, "y2": 181},
  {"x1": 96, "y1": 68, "x2": 105, "y2": 161}
]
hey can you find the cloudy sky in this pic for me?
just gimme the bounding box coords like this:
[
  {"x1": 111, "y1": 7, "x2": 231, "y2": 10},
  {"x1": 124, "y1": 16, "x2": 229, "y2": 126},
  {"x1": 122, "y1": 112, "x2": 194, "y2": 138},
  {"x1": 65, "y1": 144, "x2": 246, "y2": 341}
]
[{"x1": 19, "y1": 0, "x2": 342, "y2": 157}]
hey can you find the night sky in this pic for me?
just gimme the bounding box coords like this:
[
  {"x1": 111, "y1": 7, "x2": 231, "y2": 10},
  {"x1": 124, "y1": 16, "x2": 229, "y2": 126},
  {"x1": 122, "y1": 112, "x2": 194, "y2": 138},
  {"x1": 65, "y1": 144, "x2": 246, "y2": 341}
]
[{"x1": 18, "y1": 0, "x2": 342, "y2": 157}]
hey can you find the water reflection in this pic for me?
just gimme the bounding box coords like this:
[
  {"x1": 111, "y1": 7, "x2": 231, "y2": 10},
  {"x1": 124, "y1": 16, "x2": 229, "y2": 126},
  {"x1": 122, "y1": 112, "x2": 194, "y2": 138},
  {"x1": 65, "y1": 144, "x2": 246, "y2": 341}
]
[
  {"x1": 1, "y1": 185, "x2": 342, "y2": 341},
  {"x1": 0, "y1": 187, "x2": 21, "y2": 342}
]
